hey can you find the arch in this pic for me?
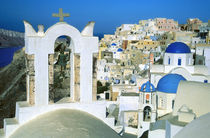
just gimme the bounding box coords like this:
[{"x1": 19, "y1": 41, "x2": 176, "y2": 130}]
[
  {"x1": 142, "y1": 104, "x2": 154, "y2": 111},
  {"x1": 169, "y1": 67, "x2": 192, "y2": 80},
  {"x1": 49, "y1": 35, "x2": 72, "y2": 102},
  {"x1": 24, "y1": 21, "x2": 98, "y2": 105},
  {"x1": 44, "y1": 22, "x2": 83, "y2": 54},
  {"x1": 143, "y1": 106, "x2": 152, "y2": 121},
  {"x1": 44, "y1": 23, "x2": 84, "y2": 102}
]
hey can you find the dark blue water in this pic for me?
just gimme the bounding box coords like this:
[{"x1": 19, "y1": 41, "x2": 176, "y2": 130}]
[{"x1": 0, "y1": 46, "x2": 23, "y2": 68}]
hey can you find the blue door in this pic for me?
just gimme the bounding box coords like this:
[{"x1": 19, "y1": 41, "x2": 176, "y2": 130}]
[
  {"x1": 178, "y1": 58, "x2": 181, "y2": 65},
  {"x1": 168, "y1": 58, "x2": 170, "y2": 65}
]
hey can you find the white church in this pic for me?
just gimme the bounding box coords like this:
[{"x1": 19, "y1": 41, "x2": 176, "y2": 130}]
[
  {"x1": 0, "y1": 9, "x2": 120, "y2": 138},
  {"x1": 115, "y1": 41, "x2": 210, "y2": 137},
  {"x1": 140, "y1": 42, "x2": 210, "y2": 137},
  {"x1": 151, "y1": 41, "x2": 210, "y2": 86}
]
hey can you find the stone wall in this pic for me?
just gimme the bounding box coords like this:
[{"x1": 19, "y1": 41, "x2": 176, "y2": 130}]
[
  {"x1": 92, "y1": 53, "x2": 98, "y2": 101},
  {"x1": 74, "y1": 54, "x2": 80, "y2": 101},
  {"x1": 48, "y1": 54, "x2": 54, "y2": 102},
  {"x1": 48, "y1": 54, "x2": 54, "y2": 85},
  {"x1": 25, "y1": 54, "x2": 35, "y2": 105}
]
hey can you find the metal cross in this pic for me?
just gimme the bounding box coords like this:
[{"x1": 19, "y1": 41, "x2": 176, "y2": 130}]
[{"x1": 52, "y1": 8, "x2": 70, "y2": 22}]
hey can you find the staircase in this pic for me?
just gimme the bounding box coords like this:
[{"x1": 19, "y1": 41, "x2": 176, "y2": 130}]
[
  {"x1": 0, "y1": 128, "x2": 5, "y2": 138},
  {"x1": 0, "y1": 101, "x2": 31, "y2": 137}
]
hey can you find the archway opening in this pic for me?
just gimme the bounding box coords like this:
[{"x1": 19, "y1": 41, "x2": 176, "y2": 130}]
[
  {"x1": 143, "y1": 106, "x2": 151, "y2": 122},
  {"x1": 49, "y1": 35, "x2": 72, "y2": 103}
]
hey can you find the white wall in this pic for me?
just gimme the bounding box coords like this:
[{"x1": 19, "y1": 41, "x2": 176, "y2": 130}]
[
  {"x1": 164, "y1": 53, "x2": 193, "y2": 67},
  {"x1": 24, "y1": 21, "x2": 98, "y2": 105}
]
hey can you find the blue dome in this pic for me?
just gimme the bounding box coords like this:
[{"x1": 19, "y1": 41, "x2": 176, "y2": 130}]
[
  {"x1": 165, "y1": 42, "x2": 191, "y2": 53},
  {"x1": 157, "y1": 74, "x2": 186, "y2": 93},
  {"x1": 117, "y1": 48, "x2": 123, "y2": 52},
  {"x1": 111, "y1": 43, "x2": 117, "y2": 46},
  {"x1": 140, "y1": 81, "x2": 156, "y2": 92}
]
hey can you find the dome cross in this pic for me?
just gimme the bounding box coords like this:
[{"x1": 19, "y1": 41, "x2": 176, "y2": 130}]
[{"x1": 52, "y1": 8, "x2": 70, "y2": 22}]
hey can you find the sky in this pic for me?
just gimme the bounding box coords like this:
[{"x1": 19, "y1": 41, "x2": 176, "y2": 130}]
[{"x1": 0, "y1": 0, "x2": 210, "y2": 35}]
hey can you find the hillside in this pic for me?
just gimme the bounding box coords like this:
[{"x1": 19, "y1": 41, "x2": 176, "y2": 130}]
[
  {"x1": 0, "y1": 29, "x2": 24, "y2": 47},
  {"x1": 0, "y1": 48, "x2": 26, "y2": 128}
]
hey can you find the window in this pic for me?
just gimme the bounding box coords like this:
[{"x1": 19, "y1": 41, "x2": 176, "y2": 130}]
[
  {"x1": 178, "y1": 58, "x2": 182, "y2": 65},
  {"x1": 172, "y1": 100, "x2": 175, "y2": 109},
  {"x1": 146, "y1": 94, "x2": 150, "y2": 104},
  {"x1": 105, "y1": 92, "x2": 109, "y2": 100},
  {"x1": 168, "y1": 57, "x2": 171, "y2": 65}
]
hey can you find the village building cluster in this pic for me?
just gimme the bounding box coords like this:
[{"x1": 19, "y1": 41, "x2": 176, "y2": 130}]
[{"x1": 97, "y1": 18, "x2": 210, "y2": 137}]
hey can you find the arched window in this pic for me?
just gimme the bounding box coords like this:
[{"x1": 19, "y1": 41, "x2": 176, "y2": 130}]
[
  {"x1": 143, "y1": 106, "x2": 152, "y2": 122},
  {"x1": 49, "y1": 35, "x2": 71, "y2": 102},
  {"x1": 172, "y1": 100, "x2": 175, "y2": 109},
  {"x1": 178, "y1": 58, "x2": 182, "y2": 65},
  {"x1": 146, "y1": 94, "x2": 150, "y2": 104},
  {"x1": 168, "y1": 57, "x2": 171, "y2": 65}
]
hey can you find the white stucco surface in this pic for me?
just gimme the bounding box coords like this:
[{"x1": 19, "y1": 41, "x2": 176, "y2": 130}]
[
  {"x1": 10, "y1": 109, "x2": 120, "y2": 138},
  {"x1": 164, "y1": 53, "x2": 193, "y2": 67},
  {"x1": 174, "y1": 112, "x2": 210, "y2": 138},
  {"x1": 148, "y1": 129, "x2": 165, "y2": 138},
  {"x1": 2, "y1": 101, "x2": 113, "y2": 137},
  {"x1": 119, "y1": 96, "x2": 139, "y2": 112},
  {"x1": 165, "y1": 120, "x2": 183, "y2": 138},
  {"x1": 24, "y1": 21, "x2": 98, "y2": 105},
  {"x1": 173, "y1": 81, "x2": 210, "y2": 117}
]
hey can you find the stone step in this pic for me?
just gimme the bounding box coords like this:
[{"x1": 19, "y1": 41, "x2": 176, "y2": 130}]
[
  {"x1": 0, "y1": 128, "x2": 5, "y2": 138},
  {"x1": 4, "y1": 118, "x2": 19, "y2": 137},
  {"x1": 15, "y1": 101, "x2": 31, "y2": 122},
  {"x1": 16, "y1": 101, "x2": 31, "y2": 108},
  {"x1": 4, "y1": 118, "x2": 18, "y2": 125}
]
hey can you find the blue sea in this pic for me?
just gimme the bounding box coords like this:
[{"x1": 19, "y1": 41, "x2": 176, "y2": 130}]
[{"x1": 0, "y1": 46, "x2": 23, "y2": 68}]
